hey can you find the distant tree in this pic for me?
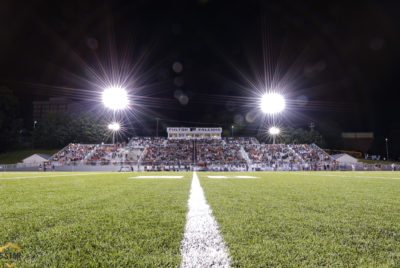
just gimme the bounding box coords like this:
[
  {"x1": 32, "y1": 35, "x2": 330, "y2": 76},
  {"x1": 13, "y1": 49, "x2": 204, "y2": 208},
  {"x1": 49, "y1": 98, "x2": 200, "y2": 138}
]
[
  {"x1": 0, "y1": 87, "x2": 23, "y2": 152},
  {"x1": 278, "y1": 127, "x2": 326, "y2": 147},
  {"x1": 33, "y1": 112, "x2": 109, "y2": 148},
  {"x1": 318, "y1": 120, "x2": 343, "y2": 149}
]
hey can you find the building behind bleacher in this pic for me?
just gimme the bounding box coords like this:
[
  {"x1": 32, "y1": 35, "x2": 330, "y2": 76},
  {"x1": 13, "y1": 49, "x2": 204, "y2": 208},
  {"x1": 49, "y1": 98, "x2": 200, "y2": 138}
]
[
  {"x1": 341, "y1": 132, "x2": 374, "y2": 153},
  {"x1": 33, "y1": 97, "x2": 85, "y2": 121}
]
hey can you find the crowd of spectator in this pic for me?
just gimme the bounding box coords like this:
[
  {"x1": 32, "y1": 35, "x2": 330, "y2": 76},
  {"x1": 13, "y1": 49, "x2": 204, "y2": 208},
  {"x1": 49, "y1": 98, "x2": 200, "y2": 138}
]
[
  {"x1": 290, "y1": 144, "x2": 331, "y2": 163},
  {"x1": 52, "y1": 143, "x2": 95, "y2": 163},
  {"x1": 245, "y1": 144, "x2": 300, "y2": 165},
  {"x1": 50, "y1": 137, "x2": 337, "y2": 171},
  {"x1": 128, "y1": 137, "x2": 165, "y2": 147},
  {"x1": 196, "y1": 139, "x2": 246, "y2": 166},
  {"x1": 141, "y1": 139, "x2": 193, "y2": 166},
  {"x1": 244, "y1": 143, "x2": 333, "y2": 171},
  {"x1": 224, "y1": 137, "x2": 258, "y2": 145},
  {"x1": 85, "y1": 144, "x2": 127, "y2": 165}
]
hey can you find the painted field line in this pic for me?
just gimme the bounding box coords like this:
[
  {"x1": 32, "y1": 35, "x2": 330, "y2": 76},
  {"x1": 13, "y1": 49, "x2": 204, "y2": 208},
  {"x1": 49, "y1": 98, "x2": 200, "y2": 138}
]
[
  {"x1": 128, "y1": 176, "x2": 183, "y2": 179},
  {"x1": 207, "y1": 175, "x2": 259, "y2": 179},
  {"x1": 180, "y1": 172, "x2": 231, "y2": 268},
  {"x1": 0, "y1": 173, "x2": 109, "y2": 180},
  {"x1": 296, "y1": 173, "x2": 400, "y2": 180}
]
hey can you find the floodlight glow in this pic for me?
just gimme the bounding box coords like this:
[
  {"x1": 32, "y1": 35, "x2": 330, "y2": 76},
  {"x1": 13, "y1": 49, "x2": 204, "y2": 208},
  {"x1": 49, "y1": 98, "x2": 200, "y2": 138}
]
[
  {"x1": 102, "y1": 86, "x2": 128, "y2": 110},
  {"x1": 269, "y1": 126, "x2": 280, "y2": 135},
  {"x1": 260, "y1": 93, "x2": 285, "y2": 114},
  {"x1": 108, "y1": 122, "x2": 120, "y2": 131}
]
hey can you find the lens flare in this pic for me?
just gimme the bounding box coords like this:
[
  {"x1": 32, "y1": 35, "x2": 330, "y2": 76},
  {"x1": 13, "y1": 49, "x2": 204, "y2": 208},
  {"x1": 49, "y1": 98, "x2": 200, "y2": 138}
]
[
  {"x1": 108, "y1": 122, "x2": 120, "y2": 131},
  {"x1": 102, "y1": 87, "x2": 129, "y2": 110},
  {"x1": 260, "y1": 93, "x2": 285, "y2": 114},
  {"x1": 269, "y1": 126, "x2": 280, "y2": 135}
]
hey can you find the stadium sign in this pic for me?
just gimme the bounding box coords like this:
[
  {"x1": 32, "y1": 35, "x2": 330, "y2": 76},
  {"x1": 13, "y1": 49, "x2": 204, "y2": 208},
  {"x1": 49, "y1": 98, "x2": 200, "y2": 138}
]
[
  {"x1": 167, "y1": 128, "x2": 191, "y2": 132},
  {"x1": 167, "y1": 127, "x2": 222, "y2": 140},
  {"x1": 195, "y1": 128, "x2": 221, "y2": 133}
]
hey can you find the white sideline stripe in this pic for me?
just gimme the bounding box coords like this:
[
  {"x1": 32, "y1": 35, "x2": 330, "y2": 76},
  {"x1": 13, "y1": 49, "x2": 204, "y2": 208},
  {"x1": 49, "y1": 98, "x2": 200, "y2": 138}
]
[
  {"x1": 297, "y1": 173, "x2": 400, "y2": 180},
  {"x1": 180, "y1": 172, "x2": 231, "y2": 268},
  {"x1": 0, "y1": 173, "x2": 109, "y2": 180},
  {"x1": 207, "y1": 175, "x2": 259, "y2": 179},
  {"x1": 128, "y1": 176, "x2": 183, "y2": 179}
]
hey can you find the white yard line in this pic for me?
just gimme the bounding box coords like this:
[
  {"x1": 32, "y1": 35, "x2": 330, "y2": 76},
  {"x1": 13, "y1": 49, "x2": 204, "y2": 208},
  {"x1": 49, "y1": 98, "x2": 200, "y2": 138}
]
[
  {"x1": 128, "y1": 176, "x2": 183, "y2": 179},
  {"x1": 180, "y1": 172, "x2": 231, "y2": 268},
  {"x1": 0, "y1": 173, "x2": 109, "y2": 180},
  {"x1": 296, "y1": 173, "x2": 400, "y2": 180},
  {"x1": 207, "y1": 175, "x2": 259, "y2": 179}
]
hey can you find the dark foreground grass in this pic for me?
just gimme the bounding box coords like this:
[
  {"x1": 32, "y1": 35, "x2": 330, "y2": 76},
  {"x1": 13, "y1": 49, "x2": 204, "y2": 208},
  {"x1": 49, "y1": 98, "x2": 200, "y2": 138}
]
[
  {"x1": 0, "y1": 172, "x2": 191, "y2": 267},
  {"x1": 199, "y1": 171, "x2": 400, "y2": 267}
]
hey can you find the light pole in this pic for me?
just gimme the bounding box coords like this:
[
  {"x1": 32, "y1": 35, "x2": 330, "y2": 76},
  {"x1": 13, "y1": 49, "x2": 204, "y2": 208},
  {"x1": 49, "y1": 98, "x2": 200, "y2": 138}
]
[
  {"x1": 102, "y1": 86, "x2": 128, "y2": 144},
  {"x1": 269, "y1": 127, "x2": 280, "y2": 144},
  {"x1": 385, "y1": 138, "x2": 389, "y2": 160},
  {"x1": 108, "y1": 122, "x2": 120, "y2": 144},
  {"x1": 33, "y1": 120, "x2": 37, "y2": 129},
  {"x1": 156, "y1": 117, "x2": 160, "y2": 137},
  {"x1": 231, "y1": 125, "x2": 234, "y2": 137},
  {"x1": 260, "y1": 92, "x2": 285, "y2": 144}
]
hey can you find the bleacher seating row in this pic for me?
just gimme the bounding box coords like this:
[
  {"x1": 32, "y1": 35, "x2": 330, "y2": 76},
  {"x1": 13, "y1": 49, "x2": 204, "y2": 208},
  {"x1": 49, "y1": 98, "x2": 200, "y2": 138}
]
[{"x1": 50, "y1": 137, "x2": 333, "y2": 171}]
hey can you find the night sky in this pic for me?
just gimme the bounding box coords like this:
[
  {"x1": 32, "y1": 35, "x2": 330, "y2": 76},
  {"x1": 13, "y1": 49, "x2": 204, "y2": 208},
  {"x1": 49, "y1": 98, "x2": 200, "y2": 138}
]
[{"x1": 1, "y1": 0, "x2": 400, "y2": 155}]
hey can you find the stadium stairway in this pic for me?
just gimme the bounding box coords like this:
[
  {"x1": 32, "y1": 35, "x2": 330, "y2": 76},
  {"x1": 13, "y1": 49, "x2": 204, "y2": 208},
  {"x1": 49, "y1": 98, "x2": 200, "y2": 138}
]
[{"x1": 240, "y1": 146, "x2": 252, "y2": 169}]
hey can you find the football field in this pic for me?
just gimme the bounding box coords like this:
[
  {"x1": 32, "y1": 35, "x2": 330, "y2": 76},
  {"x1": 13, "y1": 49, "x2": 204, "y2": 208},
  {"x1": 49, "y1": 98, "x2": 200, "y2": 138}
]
[{"x1": 1, "y1": 171, "x2": 399, "y2": 267}]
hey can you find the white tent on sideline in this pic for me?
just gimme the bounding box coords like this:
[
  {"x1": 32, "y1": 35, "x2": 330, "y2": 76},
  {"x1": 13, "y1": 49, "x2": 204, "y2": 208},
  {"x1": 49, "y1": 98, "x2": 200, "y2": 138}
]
[
  {"x1": 331, "y1": 153, "x2": 358, "y2": 164},
  {"x1": 22, "y1": 153, "x2": 51, "y2": 165}
]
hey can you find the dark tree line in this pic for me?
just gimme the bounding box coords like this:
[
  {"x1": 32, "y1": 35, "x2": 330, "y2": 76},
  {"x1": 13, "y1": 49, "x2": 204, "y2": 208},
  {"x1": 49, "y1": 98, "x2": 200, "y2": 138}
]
[
  {"x1": 0, "y1": 87, "x2": 23, "y2": 152},
  {"x1": 277, "y1": 127, "x2": 326, "y2": 148},
  {"x1": 33, "y1": 112, "x2": 109, "y2": 148},
  {"x1": 0, "y1": 86, "x2": 111, "y2": 151}
]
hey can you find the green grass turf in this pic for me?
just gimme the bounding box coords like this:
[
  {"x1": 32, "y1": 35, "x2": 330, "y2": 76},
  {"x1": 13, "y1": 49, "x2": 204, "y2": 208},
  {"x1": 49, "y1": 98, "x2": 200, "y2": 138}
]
[
  {"x1": 0, "y1": 149, "x2": 59, "y2": 164},
  {"x1": 0, "y1": 172, "x2": 191, "y2": 267},
  {"x1": 199, "y1": 171, "x2": 400, "y2": 267}
]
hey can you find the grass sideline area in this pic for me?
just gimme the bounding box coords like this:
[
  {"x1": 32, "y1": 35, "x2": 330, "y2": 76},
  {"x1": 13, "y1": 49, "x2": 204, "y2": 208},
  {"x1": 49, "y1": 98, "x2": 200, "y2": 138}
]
[
  {"x1": 0, "y1": 172, "x2": 191, "y2": 267},
  {"x1": 199, "y1": 171, "x2": 400, "y2": 267},
  {"x1": 0, "y1": 149, "x2": 59, "y2": 164},
  {"x1": 357, "y1": 158, "x2": 400, "y2": 165}
]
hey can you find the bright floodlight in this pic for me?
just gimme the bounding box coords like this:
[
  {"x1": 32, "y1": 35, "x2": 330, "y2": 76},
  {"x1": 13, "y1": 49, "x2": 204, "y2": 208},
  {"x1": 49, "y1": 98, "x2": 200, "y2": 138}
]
[
  {"x1": 102, "y1": 86, "x2": 128, "y2": 110},
  {"x1": 269, "y1": 126, "x2": 280, "y2": 135},
  {"x1": 260, "y1": 93, "x2": 285, "y2": 114},
  {"x1": 108, "y1": 122, "x2": 120, "y2": 131}
]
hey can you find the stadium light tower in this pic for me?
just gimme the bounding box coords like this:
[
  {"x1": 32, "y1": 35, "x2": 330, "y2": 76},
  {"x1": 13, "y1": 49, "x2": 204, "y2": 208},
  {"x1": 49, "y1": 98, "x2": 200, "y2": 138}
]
[
  {"x1": 385, "y1": 138, "x2": 389, "y2": 160},
  {"x1": 260, "y1": 93, "x2": 285, "y2": 115},
  {"x1": 108, "y1": 122, "x2": 120, "y2": 144},
  {"x1": 269, "y1": 126, "x2": 280, "y2": 144},
  {"x1": 102, "y1": 86, "x2": 128, "y2": 111}
]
